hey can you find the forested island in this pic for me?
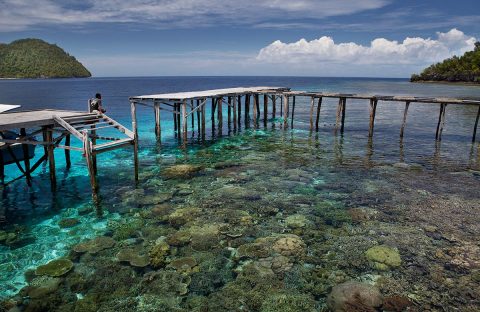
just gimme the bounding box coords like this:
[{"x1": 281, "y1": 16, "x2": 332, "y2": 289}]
[
  {"x1": 0, "y1": 38, "x2": 91, "y2": 79},
  {"x1": 411, "y1": 42, "x2": 480, "y2": 83}
]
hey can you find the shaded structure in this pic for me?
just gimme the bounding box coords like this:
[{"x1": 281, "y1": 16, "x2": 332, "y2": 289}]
[{"x1": 0, "y1": 109, "x2": 137, "y2": 198}]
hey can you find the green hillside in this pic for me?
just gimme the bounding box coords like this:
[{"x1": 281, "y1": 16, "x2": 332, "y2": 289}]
[
  {"x1": 0, "y1": 38, "x2": 91, "y2": 78},
  {"x1": 411, "y1": 42, "x2": 480, "y2": 83}
]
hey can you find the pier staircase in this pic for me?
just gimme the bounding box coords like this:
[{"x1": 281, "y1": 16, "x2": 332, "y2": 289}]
[{"x1": 53, "y1": 112, "x2": 135, "y2": 154}]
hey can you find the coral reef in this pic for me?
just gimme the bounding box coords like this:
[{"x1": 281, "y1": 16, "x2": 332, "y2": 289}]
[
  {"x1": 35, "y1": 258, "x2": 74, "y2": 277},
  {"x1": 365, "y1": 245, "x2": 402, "y2": 270}
]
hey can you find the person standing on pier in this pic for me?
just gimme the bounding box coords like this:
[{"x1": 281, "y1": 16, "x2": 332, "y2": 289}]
[{"x1": 89, "y1": 93, "x2": 106, "y2": 113}]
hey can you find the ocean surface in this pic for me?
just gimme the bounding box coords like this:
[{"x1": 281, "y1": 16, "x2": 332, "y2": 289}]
[{"x1": 0, "y1": 77, "x2": 479, "y2": 311}]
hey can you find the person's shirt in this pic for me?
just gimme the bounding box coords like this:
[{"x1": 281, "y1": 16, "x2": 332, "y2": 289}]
[{"x1": 90, "y1": 98, "x2": 102, "y2": 112}]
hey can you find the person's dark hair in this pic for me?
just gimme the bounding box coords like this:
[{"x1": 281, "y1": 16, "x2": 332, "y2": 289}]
[{"x1": 95, "y1": 93, "x2": 102, "y2": 99}]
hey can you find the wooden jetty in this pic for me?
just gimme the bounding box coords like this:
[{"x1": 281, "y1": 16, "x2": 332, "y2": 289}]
[
  {"x1": 0, "y1": 109, "x2": 137, "y2": 198},
  {"x1": 130, "y1": 87, "x2": 480, "y2": 145}
]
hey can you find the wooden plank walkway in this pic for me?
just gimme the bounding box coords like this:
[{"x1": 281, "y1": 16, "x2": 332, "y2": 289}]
[{"x1": 130, "y1": 87, "x2": 480, "y2": 147}]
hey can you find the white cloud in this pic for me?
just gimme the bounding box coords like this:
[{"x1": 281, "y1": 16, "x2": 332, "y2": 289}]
[
  {"x1": 257, "y1": 28, "x2": 477, "y2": 67},
  {"x1": 0, "y1": 0, "x2": 389, "y2": 31}
]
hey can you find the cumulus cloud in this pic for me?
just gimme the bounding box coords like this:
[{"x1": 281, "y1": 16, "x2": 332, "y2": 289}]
[
  {"x1": 256, "y1": 28, "x2": 477, "y2": 66},
  {"x1": 0, "y1": 0, "x2": 388, "y2": 31}
]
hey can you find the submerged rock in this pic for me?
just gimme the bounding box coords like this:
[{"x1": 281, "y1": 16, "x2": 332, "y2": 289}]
[
  {"x1": 58, "y1": 218, "x2": 80, "y2": 228},
  {"x1": 163, "y1": 164, "x2": 203, "y2": 179},
  {"x1": 35, "y1": 258, "x2": 74, "y2": 277},
  {"x1": 117, "y1": 248, "x2": 150, "y2": 268},
  {"x1": 73, "y1": 236, "x2": 116, "y2": 254},
  {"x1": 365, "y1": 245, "x2": 402, "y2": 270},
  {"x1": 149, "y1": 240, "x2": 170, "y2": 268},
  {"x1": 327, "y1": 281, "x2": 383, "y2": 312}
]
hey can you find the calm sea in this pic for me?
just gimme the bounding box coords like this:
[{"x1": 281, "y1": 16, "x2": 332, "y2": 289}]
[{"x1": 0, "y1": 77, "x2": 479, "y2": 303}]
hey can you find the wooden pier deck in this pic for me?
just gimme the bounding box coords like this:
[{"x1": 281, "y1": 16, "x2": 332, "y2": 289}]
[
  {"x1": 130, "y1": 87, "x2": 480, "y2": 145},
  {"x1": 0, "y1": 109, "x2": 137, "y2": 199}
]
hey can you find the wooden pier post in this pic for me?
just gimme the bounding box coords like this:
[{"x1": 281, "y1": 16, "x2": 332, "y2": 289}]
[
  {"x1": 263, "y1": 94, "x2": 268, "y2": 126},
  {"x1": 154, "y1": 101, "x2": 161, "y2": 138},
  {"x1": 283, "y1": 95, "x2": 289, "y2": 128},
  {"x1": 309, "y1": 97, "x2": 315, "y2": 130},
  {"x1": 252, "y1": 93, "x2": 258, "y2": 128},
  {"x1": 182, "y1": 100, "x2": 188, "y2": 145},
  {"x1": 201, "y1": 100, "x2": 206, "y2": 141},
  {"x1": 173, "y1": 103, "x2": 178, "y2": 133},
  {"x1": 227, "y1": 96, "x2": 232, "y2": 129},
  {"x1": 272, "y1": 95, "x2": 276, "y2": 118},
  {"x1": 218, "y1": 97, "x2": 223, "y2": 135},
  {"x1": 190, "y1": 100, "x2": 195, "y2": 130},
  {"x1": 368, "y1": 99, "x2": 378, "y2": 137},
  {"x1": 291, "y1": 96, "x2": 296, "y2": 128},
  {"x1": 46, "y1": 127, "x2": 56, "y2": 190},
  {"x1": 82, "y1": 130, "x2": 98, "y2": 194},
  {"x1": 65, "y1": 134, "x2": 71, "y2": 169},
  {"x1": 400, "y1": 101, "x2": 410, "y2": 139},
  {"x1": 196, "y1": 100, "x2": 201, "y2": 134},
  {"x1": 245, "y1": 94, "x2": 250, "y2": 125},
  {"x1": 473, "y1": 105, "x2": 480, "y2": 142},
  {"x1": 20, "y1": 128, "x2": 32, "y2": 186},
  {"x1": 435, "y1": 103, "x2": 447, "y2": 141},
  {"x1": 233, "y1": 96, "x2": 237, "y2": 132},
  {"x1": 211, "y1": 98, "x2": 216, "y2": 131},
  {"x1": 130, "y1": 101, "x2": 139, "y2": 182},
  {"x1": 42, "y1": 127, "x2": 48, "y2": 162},
  {"x1": 315, "y1": 97, "x2": 322, "y2": 131},
  {"x1": 176, "y1": 103, "x2": 181, "y2": 138},
  {"x1": 237, "y1": 95, "x2": 242, "y2": 127},
  {"x1": 335, "y1": 98, "x2": 346, "y2": 134}
]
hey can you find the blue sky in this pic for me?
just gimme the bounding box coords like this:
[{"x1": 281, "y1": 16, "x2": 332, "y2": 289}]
[{"x1": 0, "y1": 0, "x2": 479, "y2": 77}]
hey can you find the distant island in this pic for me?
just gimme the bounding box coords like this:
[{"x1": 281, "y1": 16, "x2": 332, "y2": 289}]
[
  {"x1": 0, "y1": 38, "x2": 91, "y2": 79},
  {"x1": 411, "y1": 42, "x2": 480, "y2": 84}
]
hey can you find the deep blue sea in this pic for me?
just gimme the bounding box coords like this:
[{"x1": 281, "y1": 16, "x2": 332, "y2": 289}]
[{"x1": 0, "y1": 77, "x2": 479, "y2": 310}]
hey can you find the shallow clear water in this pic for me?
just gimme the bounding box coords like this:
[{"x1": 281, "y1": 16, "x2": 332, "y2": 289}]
[{"x1": 0, "y1": 77, "x2": 479, "y2": 311}]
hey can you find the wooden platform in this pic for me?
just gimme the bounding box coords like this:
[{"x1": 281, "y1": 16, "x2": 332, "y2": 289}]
[
  {"x1": 0, "y1": 109, "x2": 137, "y2": 200},
  {"x1": 0, "y1": 109, "x2": 88, "y2": 130}
]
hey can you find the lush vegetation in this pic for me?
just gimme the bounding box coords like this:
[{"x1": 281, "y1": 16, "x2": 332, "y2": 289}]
[
  {"x1": 411, "y1": 42, "x2": 480, "y2": 83},
  {"x1": 0, "y1": 38, "x2": 91, "y2": 78}
]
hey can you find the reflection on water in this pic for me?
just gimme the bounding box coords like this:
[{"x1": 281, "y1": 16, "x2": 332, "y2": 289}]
[{"x1": 0, "y1": 77, "x2": 479, "y2": 310}]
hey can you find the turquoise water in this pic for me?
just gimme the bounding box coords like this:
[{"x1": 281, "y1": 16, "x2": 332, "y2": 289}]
[{"x1": 0, "y1": 77, "x2": 479, "y2": 311}]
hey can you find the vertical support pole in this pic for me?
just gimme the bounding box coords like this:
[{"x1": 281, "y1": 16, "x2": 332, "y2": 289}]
[
  {"x1": 252, "y1": 93, "x2": 258, "y2": 128},
  {"x1": 400, "y1": 101, "x2": 410, "y2": 139},
  {"x1": 233, "y1": 96, "x2": 237, "y2": 132},
  {"x1": 309, "y1": 97, "x2": 315, "y2": 131},
  {"x1": 263, "y1": 94, "x2": 268, "y2": 126},
  {"x1": 272, "y1": 95, "x2": 276, "y2": 118},
  {"x1": 201, "y1": 99, "x2": 206, "y2": 141},
  {"x1": 190, "y1": 100, "x2": 195, "y2": 130},
  {"x1": 46, "y1": 127, "x2": 56, "y2": 190},
  {"x1": 154, "y1": 101, "x2": 162, "y2": 140},
  {"x1": 227, "y1": 96, "x2": 232, "y2": 130},
  {"x1": 291, "y1": 96, "x2": 296, "y2": 128},
  {"x1": 237, "y1": 95, "x2": 242, "y2": 127},
  {"x1": 435, "y1": 103, "x2": 447, "y2": 141},
  {"x1": 130, "y1": 101, "x2": 139, "y2": 182},
  {"x1": 0, "y1": 149, "x2": 4, "y2": 184},
  {"x1": 245, "y1": 94, "x2": 250, "y2": 124},
  {"x1": 176, "y1": 103, "x2": 181, "y2": 138},
  {"x1": 173, "y1": 103, "x2": 178, "y2": 133},
  {"x1": 196, "y1": 100, "x2": 201, "y2": 135},
  {"x1": 182, "y1": 100, "x2": 188, "y2": 146},
  {"x1": 368, "y1": 98, "x2": 378, "y2": 137},
  {"x1": 211, "y1": 98, "x2": 216, "y2": 131},
  {"x1": 42, "y1": 126, "x2": 48, "y2": 161},
  {"x1": 315, "y1": 97, "x2": 322, "y2": 131},
  {"x1": 83, "y1": 130, "x2": 98, "y2": 197},
  {"x1": 218, "y1": 97, "x2": 223, "y2": 135},
  {"x1": 283, "y1": 95, "x2": 289, "y2": 128},
  {"x1": 20, "y1": 128, "x2": 32, "y2": 186},
  {"x1": 65, "y1": 134, "x2": 71, "y2": 169},
  {"x1": 335, "y1": 98, "x2": 346, "y2": 134},
  {"x1": 473, "y1": 105, "x2": 480, "y2": 142}
]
